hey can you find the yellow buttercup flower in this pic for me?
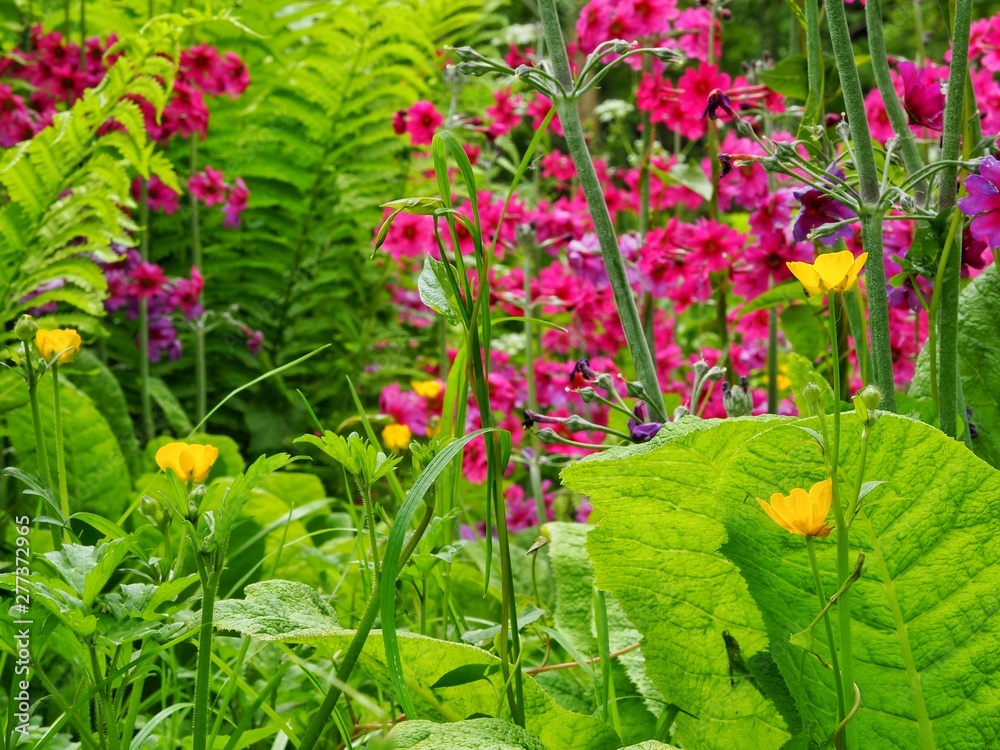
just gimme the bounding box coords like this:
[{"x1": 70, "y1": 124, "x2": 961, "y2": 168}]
[
  {"x1": 786, "y1": 251, "x2": 867, "y2": 296},
  {"x1": 757, "y1": 479, "x2": 833, "y2": 537},
  {"x1": 155, "y1": 442, "x2": 219, "y2": 483},
  {"x1": 382, "y1": 423, "x2": 412, "y2": 452},
  {"x1": 36, "y1": 328, "x2": 82, "y2": 364},
  {"x1": 411, "y1": 379, "x2": 444, "y2": 400}
]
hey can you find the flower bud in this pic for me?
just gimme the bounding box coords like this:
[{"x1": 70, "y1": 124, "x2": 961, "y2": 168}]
[
  {"x1": 802, "y1": 382, "x2": 824, "y2": 405},
  {"x1": 535, "y1": 428, "x2": 561, "y2": 445},
  {"x1": 624, "y1": 379, "x2": 647, "y2": 399},
  {"x1": 723, "y1": 377, "x2": 754, "y2": 417},
  {"x1": 140, "y1": 494, "x2": 166, "y2": 525},
  {"x1": 859, "y1": 385, "x2": 882, "y2": 411},
  {"x1": 14, "y1": 314, "x2": 38, "y2": 342},
  {"x1": 594, "y1": 372, "x2": 617, "y2": 395},
  {"x1": 611, "y1": 40, "x2": 632, "y2": 55},
  {"x1": 673, "y1": 405, "x2": 690, "y2": 420},
  {"x1": 564, "y1": 415, "x2": 593, "y2": 432},
  {"x1": 576, "y1": 386, "x2": 600, "y2": 404},
  {"x1": 706, "y1": 366, "x2": 726, "y2": 382}
]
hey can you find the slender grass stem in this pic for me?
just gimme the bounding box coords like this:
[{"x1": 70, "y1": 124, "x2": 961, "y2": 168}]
[
  {"x1": 806, "y1": 537, "x2": 847, "y2": 726},
  {"x1": 138, "y1": 179, "x2": 154, "y2": 441},
  {"x1": 192, "y1": 565, "x2": 222, "y2": 750},
  {"x1": 52, "y1": 362, "x2": 69, "y2": 519},
  {"x1": 826, "y1": 291, "x2": 857, "y2": 750}
]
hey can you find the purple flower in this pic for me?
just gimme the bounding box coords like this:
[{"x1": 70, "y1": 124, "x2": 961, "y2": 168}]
[
  {"x1": 959, "y1": 155, "x2": 1000, "y2": 249},
  {"x1": 793, "y1": 173, "x2": 856, "y2": 246},
  {"x1": 627, "y1": 402, "x2": 662, "y2": 443}
]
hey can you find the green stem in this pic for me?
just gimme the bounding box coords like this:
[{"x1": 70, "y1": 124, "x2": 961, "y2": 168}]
[
  {"x1": 927, "y1": 208, "x2": 963, "y2": 425},
  {"x1": 936, "y1": 0, "x2": 972, "y2": 438},
  {"x1": 866, "y1": 0, "x2": 926, "y2": 198},
  {"x1": 139, "y1": 179, "x2": 154, "y2": 441},
  {"x1": 190, "y1": 136, "x2": 207, "y2": 426},
  {"x1": 79, "y1": 0, "x2": 86, "y2": 70},
  {"x1": 825, "y1": 0, "x2": 896, "y2": 411},
  {"x1": 801, "y1": 0, "x2": 824, "y2": 135},
  {"x1": 523, "y1": 250, "x2": 546, "y2": 528},
  {"x1": 52, "y1": 362, "x2": 69, "y2": 519},
  {"x1": 844, "y1": 288, "x2": 871, "y2": 387},
  {"x1": 192, "y1": 565, "x2": 222, "y2": 750},
  {"x1": 806, "y1": 537, "x2": 847, "y2": 726},
  {"x1": 23, "y1": 347, "x2": 53, "y2": 490},
  {"x1": 826, "y1": 292, "x2": 857, "y2": 750},
  {"x1": 89, "y1": 642, "x2": 120, "y2": 750},
  {"x1": 537, "y1": 0, "x2": 666, "y2": 422},
  {"x1": 362, "y1": 483, "x2": 381, "y2": 582},
  {"x1": 767, "y1": 305, "x2": 778, "y2": 413},
  {"x1": 593, "y1": 589, "x2": 620, "y2": 734}
]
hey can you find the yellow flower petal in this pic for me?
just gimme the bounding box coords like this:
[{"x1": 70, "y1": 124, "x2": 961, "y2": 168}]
[
  {"x1": 786, "y1": 261, "x2": 824, "y2": 296},
  {"x1": 382, "y1": 424, "x2": 412, "y2": 452},
  {"x1": 758, "y1": 480, "x2": 833, "y2": 537},
  {"x1": 813, "y1": 250, "x2": 856, "y2": 291},
  {"x1": 36, "y1": 328, "x2": 82, "y2": 364},
  {"x1": 842, "y1": 252, "x2": 868, "y2": 293},
  {"x1": 155, "y1": 441, "x2": 219, "y2": 483},
  {"x1": 411, "y1": 379, "x2": 444, "y2": 400}
]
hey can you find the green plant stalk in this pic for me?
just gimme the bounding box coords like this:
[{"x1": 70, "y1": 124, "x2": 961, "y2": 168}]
[
  {"x1": 138, "y1": 180, "x2": 154, "y2": 441},
  {"x1": 523, "y1": 251, "x2": 546, "y2": 527},
  {"x1": 537, "y1": 0, "x2": 666, "y2": 422},
  {"x1": 767, "y1": 305, "x2": 779, "y2": 413},
  {"x1": 192, "y1": 564, "x2": 222, "y2": 750},
  {"x1": 806, "y1": 536, "x2": 847, "y2": 726},
  {"x1": 190, "y1": 136, "x2": 207, "y2": 425},
  {"x1": 825, "y1": 0, "x2": 896, "y2": 412},
  {"x1": 79, "y1": 0, "x2": 86, "y2": 70},
  {"x1": 89, "y1": 641, "x2": 120, "y2": 750},
  {"x1": 844, "y1": 289, "x2": 871, "y2": 387},
  {"x1": 361, "y1": 482, "x2": 381, "y2": 582},
  {"x1": 52, "y1": 362, "x2": 70, "y2": 519},
  {"x1": 800, "y1": 0, "x2": 824, "y2": 135},
  {"x1": 593, "y1": 589, "x2": 621, "y2": 734},
  {"x1": 23, "y1": 347, "x2": 53, "y2": 490},
  {"x1": 926, "y1": 207, "x2": 963, "y2": 422},
  {"x1": 827, "y1": 291, "x2": 857, "y2": 750},
  {"x1": 300, "y1": 502, "x2": 433, "y2": 750},
  {"x1": 935, "y1": 0, "x2": 972, "y2": 437},
  {"x1": 865, "y1": 0, "x2": 925, "y2": 198}
]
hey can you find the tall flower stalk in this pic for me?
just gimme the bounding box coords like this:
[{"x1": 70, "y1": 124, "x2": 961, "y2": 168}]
[
  {"x1": 535, "y1": 0, "x2": 667, "y2": 421},
  {"x1": 824, "y1": 0, "x2": 896, "y2": 412}
]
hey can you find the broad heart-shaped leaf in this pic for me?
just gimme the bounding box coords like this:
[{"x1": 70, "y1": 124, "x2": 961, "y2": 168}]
[
  {"x1": 215, "y1": 580, "x2": 621, "y2": 750},
  {"x1": 4, "y1": 370, "x2": 131, "y2": 518},
  {"x1": 715, "y1": 413, "x2": 1000, "y2": 749},
  {"x1": 562, "y1": 418, "x2": 795, "y2": 750},
  {"x1": 386, "y1": 718, "x2": 545, "y2": 749},
  {"x1": 912, "y1": 263, "x2": 1000, "y2": 468}
]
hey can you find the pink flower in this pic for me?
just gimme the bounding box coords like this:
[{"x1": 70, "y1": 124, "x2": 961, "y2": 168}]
[
  {"x1": 159, "y1": 82, "x2": 209, "y2": 141},
  {"x1": 485, "y1": 89, "x2": 522, "y2": 139},
  {"x1": 712, "y1": 132, "x2": 769, "y2": 211},
  {"x1": 129, "y1": 262, "x2": 168, "y2": 299},
  {"x1": 898, "y1": 61, "x2": 945, "y2": 131},
  {"x1": 180, "y1": 43, "x2": 225, "y2": 92},
  {"x1": 189, "y1": 166, "x2": 228, "y2": 206},
  {"x1": 405, "y1": 100, "x2": 443, "y2": 146},
  {"x1": 241, "y1": 325, "x2": 264, "y2": 355},
  {"x1": 526, "y1": 94, "x2": 563, "y2": 136},
  {"x1": 685, "y1": 218, "x2": 745, "y2": 273},
  {"x1": 732, "y1": 232, "x2": 812, "y2": 299},
  {"x1": 219, "y1": 52, "x2": 250, "y2": 98},
  {"x1": 959, "y1": 154, "x2": 1000, "y2": 249},
  {"x1": 379, "y1": 382, "x2": 428, "y2": 436},
  {"x1": 131, "y1": 175, "x2": 181, "y2": 214},
  {"x1": 223, "y1": 177, "x2": 249, "y2": 227},
  {"x1": 379, "y1": 210, "x2": 435, "y2": 261},
  {"x1": 166, "y1": 267, "x2": 204, "y2": 319},
  {"x1": 541, "y1": 151, "x2": 576, "y2": 181}
]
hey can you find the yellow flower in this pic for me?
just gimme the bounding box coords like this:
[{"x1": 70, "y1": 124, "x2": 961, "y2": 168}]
[
  {"x1": 382, "y1": 424, "x2": 412, "y2": 452},
  {"x1": 411, "y1": 379, "x2": 444, "y2": 400},
  {"x1": 757, "y1": 479, "x2": 833, "y2": 537},
  {"x1": 36, "y1": 328, "x2": 82, "y2": 364},
  {"x1": 786, "y1": 251, "x2": 868, "y2": 296},
  {"x1": 155, "y1": 442, "x2": 219, "y2": 483}
]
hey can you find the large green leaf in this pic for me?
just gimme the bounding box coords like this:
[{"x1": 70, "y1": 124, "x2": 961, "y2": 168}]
[
  {"x1": 912, "y1": 264, "x2": 1000, "y2": 468},
  {"x1": 214, "y1": 580, "x2": 621, "y2": 750},
  {"x1": 715, "y1": 413, "x2": 1000, "y2": 748},
  {"x1": 6, "y1": 372, "x2": 131, "y2": 518},
  {"x1": 562, "y1": 418, "x2": 794, "y2": 750},
  {"x1": 566, "y1": 413, "x2": 1000, "y2": 749},
  {"x1": 68, "y1": 350, "x2": 141, "y2": 476},
  {"x1": 386, "y1": 718, "x2": 545, "y2": 749}
]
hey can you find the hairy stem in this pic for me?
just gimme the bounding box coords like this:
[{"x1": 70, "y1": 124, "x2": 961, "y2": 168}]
[
  {"x1": 192, "y1": 565, "x2": 222, "y2": 750},
  {"x1": 825, "y1": 0, "x2": 896, "y2": 411},
  {"x1": 865, "y1": 0, "x2": 926, "y2": 197},
  {"x1": 936, "y1": 0, "x2": 972, "y2": 438},
  {"x1": 537, "y1": 0, "x2": 666, "y2": 421},
  {"x1": 52, "y1": 362, "x2": 69, "y2": 519},
  {"x1": 806, "y1": 537, "x2": 847, "y2": 726}
]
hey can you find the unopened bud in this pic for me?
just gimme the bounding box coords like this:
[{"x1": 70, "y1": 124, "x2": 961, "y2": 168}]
[
  {"x1": 706, "y1": 366, "x2": 726, "y2": 382},
  {"x1": 611, "y1": 40, "x2": 632, "y2": 55},
  {"x1": 536, "y1": 428, "x2": 561, "y2": 445},
  {"x1": 576, "y1": 386, "x2": 600, "y2": 404},
  {"x1": 14, "y1": 314, "x2": 37, "y2": 342},
  {"x1": 594, "y1": 372, "x2": 617, "y2": 395},
  {"x1": 140, "y1": 495, "x2": 165, "y2": 525},
  {"x1": 455, "y1": 61, "x2": 493, "y2": 77},
  {"x1": 624, "y1": 379, "x2": 647, "y2": 399},
  {"x1": 723, "y1": 377, "x2": 754, "y2": 417},
  {"x1": 673, "y1": 405, "x2": 690, "y2": 420},
  {"x1": 859, "y1": 385, "x2": 882, "y2": 411},
  {"x1": 802, "y1": 382, "x2": 823, "y2": 405}
]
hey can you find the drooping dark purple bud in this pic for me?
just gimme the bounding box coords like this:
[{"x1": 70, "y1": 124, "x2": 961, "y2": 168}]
[
  {"x1": 718, "y1": 153, "x2": 733, "y2": 178},
  {"x1": 702, "y1": 88, "x2": 736, "y2": 120},
  {"x1": 569, "y1": 358, "x2": 598, "y2": 389},
  {"x1": 627, "y1": 401, "x2": 662, "y2": 443}
]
